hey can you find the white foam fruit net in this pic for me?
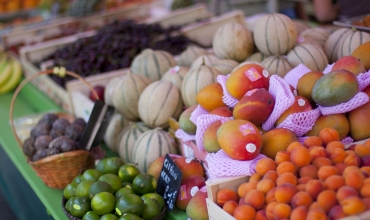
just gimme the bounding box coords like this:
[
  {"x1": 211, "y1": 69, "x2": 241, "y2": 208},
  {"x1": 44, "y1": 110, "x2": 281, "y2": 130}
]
[
  {"x1": 262, "y1": 75, "x2": 296, "y2": 131},
  {"x1": 189, "y1": 105, "x2": 208, "y2": 126},
  {"x1": 318, "y1": 92, "x2": 369, "y2": 115},
  {"x1": 283, "y1": 64, "x2": 312, "y2": 89},
  {"x1": 323, "y1": 63, "x2": 334, "y2": 74},
  {"x1": 175, "y1": 129, "x2": 196, "y2": 142},
  {"x1": 277, "y1": 108, "x2": 321, "y2": 137},
  {"x1": 195, "y1": 114, "x2": 232, "y2": 152},
  {"x1": 205, "y1": 150, "x2": 266, "y2": 179},
  {"x1": 217, "y1": 74, "x2": 239, "y2": 108}
]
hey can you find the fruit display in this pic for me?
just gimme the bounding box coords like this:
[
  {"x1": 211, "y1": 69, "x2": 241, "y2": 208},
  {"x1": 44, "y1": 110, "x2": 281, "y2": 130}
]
[
  {"x1": 0, "y1": 53, "x2": 23, "y2": 94},
  {"x1": 63, "y1": 157, "x2": 166, "y2": 219},
  {"x1": 22, "y1": 113, "x2": 86, "y2": 161},
  {"x1": 0, "y1": 0, "x2": 40, "y2": 13}
]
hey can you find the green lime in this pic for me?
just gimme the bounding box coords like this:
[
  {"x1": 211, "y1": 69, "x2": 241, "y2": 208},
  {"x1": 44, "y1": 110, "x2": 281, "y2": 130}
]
[
  {"x1": 69, "y1": 196, "x2": 91, "y2": 218},
  {"x1": 96, "y1": 157, "x2": 124, "y2": 174},
  {"x1": 65, "y1": 197, "x2": 76, "y2": 213},
  {"x1": 118, "y1": 164, "x2": 141, "y2": 183},
  {"x1": 82, "y1": 211, "x2": 100, "y2": 220},
  {"x1": 132, "y1": 174, "x2": 157, "y2": 196},
  {"x1": 118, "y1": 213, "x2": 143, "y2": 220},
  {"x1": 75, "y1": 180, "x2": 95, "y2": 198},
  {"x1": 141, "y1": 198, "x2": 161, "y2": 220},
  {"x1": 91, "y1": 192, "x2": 116, "y2": 215},
  {"x1": 122, "y1": 182, "x2": 133, "y2": 188},
  {"x1": 99, "y1": 173, "x2": 122, "y2": 193},
  {"x1": 64, "y1": 182, "x2": 78, "y2": 200},
  {"x1": 101, "y1": 213, "x2": 119, "y2": 220},
  {"x1": 115, "y1": 194, "x2": 144, "y2": 216},
  {"x1": 81, "y1": 169, "x2": 103, "y2": 181},
  {"x1": 72, "y1": 175, "x2": 83, "y2": 185},
  {"x1": 89, "y1": 180, "x2": 114, "y2": 199},
  {"x1": 141, "y1": 193, "x2": 165, "y2": 211},
  {"x1": 115, "y1": 187, "x2": 135, "y2": 200}
]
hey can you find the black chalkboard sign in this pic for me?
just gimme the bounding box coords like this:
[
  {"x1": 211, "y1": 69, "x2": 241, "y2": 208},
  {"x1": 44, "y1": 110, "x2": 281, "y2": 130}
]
[{"x1": 156, "y1": 154, "x2": 183, "y2": 211}]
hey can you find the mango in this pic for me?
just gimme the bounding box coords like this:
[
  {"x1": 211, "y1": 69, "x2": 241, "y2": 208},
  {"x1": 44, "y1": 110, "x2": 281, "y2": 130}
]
[
  {"x1": 233, "y1": 88, "x2": 275, "y2": 125},
  {"x1": 352, "y1": 41, "x2": 370, "y2": 70},
  {"x1": 332, "y1": 55, "x2": 366, "y2": 76},
  {"x1": 203, "y1": 121, "x2": 222, "y2": 153},
  {"x1": 175, "y1": 175, "x2": 206, "y2": 211},
  {"x1": 186, "y1": 190, "x2": 208, "y2": 220},
  {"x1": 297, "y1": 71, "x2": 324, "y2": 106},
  {"x1": 304, "y1": 114, "x2": 349, "y2": 140},
  {"x1": 196, "y1": 82, "x2": 226, "y2": 112},
  {"x1": 209, "y1": 106, "x2": 233, "y2": 117},
  {"x1": 348, "y1": 85, "x2": 370, "y2": 141},
  {"x1": 217, "y1": 119, "x2": 263, "y2": 161},
  {"x1": 178, "y1": 105, "x2": 197, "y2": 135},
  {"x1": 174, "y1": 157, "x2": 205, "y2": 180},
  {"x1": 312, "y1": 69, "x2": 359, "y2": 107},
  {"x1": 261, "y1": 128, "x2": 298, "y2": 159},
  {"x1": 275, "y1": 96, "x2": 312, "y2": 127}
]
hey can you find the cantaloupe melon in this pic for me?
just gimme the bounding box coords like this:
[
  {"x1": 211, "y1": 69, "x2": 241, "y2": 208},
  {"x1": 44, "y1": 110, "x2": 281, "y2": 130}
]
[
  {"x1": 177, "y1": 45, "x2": 208, "y2": 67},
  {"x1": 212, "y1": 22, "x2": 254, "y2": 62},
  {"x1": 104, "y1": 76, "x2": 124, "y2": 106},
  {"x1": 103, "y1": 112, "x2": 131, "y2": 153},
  {"x1": 298, "y1": 27, "x2": 330, "y2": 48},
  {"x1": 212, "y1": 59, "x2": 239, "y2": 75},
  {"x1": 337, "y1": 30, "x2": 370, "y2": 59},
  {"x1": 138, "y1": 81, "x2": 183, "y2": 128},
  {"x1": 261, "y1": 55, "x2": 292, "y2": 78},
  {"x1": 181, "y1": 63, "x2": 221, "y2": 107},
  {"x1": 131, "y1": 49, "x2": 177, "y2": 81},
  {"x1": 324, "y1": 28, "x2": 352, "y2": 63},
  {"x1": 161, "y1": 66, "x2": 189, "y2": 89},
  {"x1": 117, "y1": 122, "x2": 151, "y2": 163},
  {"x1": 293, "y1": 20, "x2": 310, "y2": 35},
  {"x1": 246, "y1": 52, "x2": 267, "y2": 63},
  {"x1": 287, "y1": 44, "x2": 328, "y2": 71},
  {"x1": 253, "y1": 13, "x2": 298, "y2": 56},
  {"x1": 113, "y1": 71, "x2": 152, "y2": 121},
  {"x1": 190, "y1": 54, "x2": 221, "y2": 69},
  {"x1": 132, "y1": 128, "x2": 178, "y2": 173}
]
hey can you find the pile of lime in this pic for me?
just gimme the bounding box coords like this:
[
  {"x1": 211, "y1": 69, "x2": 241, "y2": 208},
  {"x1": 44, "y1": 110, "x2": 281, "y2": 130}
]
[{"x1": 63, "y1": 157, "x2": 164, "y2": 220}]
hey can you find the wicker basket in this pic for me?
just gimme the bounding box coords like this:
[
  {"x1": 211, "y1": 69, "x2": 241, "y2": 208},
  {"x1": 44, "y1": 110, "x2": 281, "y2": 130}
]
[{"x1": 10, "y1": 68, "x2": 99, "y2": 189}]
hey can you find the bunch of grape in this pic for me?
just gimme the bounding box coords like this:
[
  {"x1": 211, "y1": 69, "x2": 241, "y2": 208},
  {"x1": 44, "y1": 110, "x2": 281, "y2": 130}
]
[{"x1": 43, "y1": 20, "x2": 192, "y2": 88}]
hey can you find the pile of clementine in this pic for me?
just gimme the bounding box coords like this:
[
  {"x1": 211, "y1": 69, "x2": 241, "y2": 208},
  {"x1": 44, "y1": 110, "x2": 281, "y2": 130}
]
[{"x1": 215, "y1": 128, "x2": 370, "y2": 220}]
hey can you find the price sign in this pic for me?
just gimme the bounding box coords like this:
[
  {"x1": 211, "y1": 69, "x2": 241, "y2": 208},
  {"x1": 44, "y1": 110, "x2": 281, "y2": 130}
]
[{"x1": 157, "y1": 154, "x2": 183, "y2": 210}]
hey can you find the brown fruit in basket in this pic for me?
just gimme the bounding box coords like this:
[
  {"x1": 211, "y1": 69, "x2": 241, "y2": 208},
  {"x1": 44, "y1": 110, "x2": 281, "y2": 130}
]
[
  {"x1": 50, "y1": 129, "x2": 64, "y2": 139},
  {"x1": 65, "y1": 124, "x2": 84, "y2": 141},
  {"x1": 32, "y1": 149, "x2": 48, "y2": 161},
  {"x1": 30, "y1": 124, "x2": 50, "y2": 138},
  {"x1": 46, "y1": 147, "x2": 61, "y2": 156},
  {"x1": 23, "y1": 136, "x2": 36, "y2": 158},
  {"x1": 37, "y1": 113, "x2": 59, "y2": 128},
  {"x1": 60, "y1": 138, "x2": 78, "y2": 152},
  {"x1": 72, "y1": 118, "x2": 86, "y2": 129},
  {"x1": 52, "y1": 118, "x2": 70, "y2": 131},
  {"x1": 34, "y1": 135, "x2": 52, "y2": 150}
]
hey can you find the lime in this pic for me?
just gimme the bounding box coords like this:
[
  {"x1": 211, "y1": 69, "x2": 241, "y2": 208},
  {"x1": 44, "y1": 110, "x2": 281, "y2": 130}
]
[
  {"x1": 141, "y1": 193, "x2": 165, "y2": 210},
  {"x1": 64, "y1": 182, "x2": 78, "y2": 199},
  {"x1": 96, "y1": 157, "x2": 124, "y2": 174},
  {"x1": 122, "y1": 182, "x2": 133, "y2": 188},
  {"x1": 75, "y1": 180, "x2": 95, "y2": 198},
  {"x1": 118, "y1": 164, "x2": 141, "y2": 183},
  {"x1": 69, "y1": 196, "x2": 91, "y2": 218},
  {"x1": 81, "y1": 169, "x2": 103, "y2": 181},
  {"x1": 101, "y1": 213, "x2": 119, "y2": 220},
  {"x1": 89, "y1": 180, "x2": 114, "y2": 199},
  {"x1": 91, "y1": 192, "x2": 116, "y2": 215},
  {"x1": 99, "y1": 174, "x2": 122, "y2": 193},
  {"x1": 132, "y1": 174, "x2": 157, "y2": 196},
  {"x1": 141, "y1": 198, "x2": 161, "y2": 220},
  {"x1": 65, "y1": 197, "x2": 76, "y2": 213},
  {"x1": 115, "y1": 187, "x2": 135, "y2": 200},
  {"x1": 72, "y1": 175, "x2": 83, "y2": 185},
  {"x1": 82, "y1": 211, "x2": 100, "y2": 220},
  {"x1": 115, "y1": 194, "x2": 144, "y2": 216},
  {"x1": 118, "y1": 213, "x2": 144, "y2": 220}
]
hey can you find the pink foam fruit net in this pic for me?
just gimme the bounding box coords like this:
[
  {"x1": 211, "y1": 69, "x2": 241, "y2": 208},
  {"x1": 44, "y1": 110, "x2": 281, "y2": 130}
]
[
  {"x1": 283, "y1": 64, "x2": 312, "y2": 89},
  {"x1": 318, "y1": 92, "x2": 369, "y2": 115},
  {"x1": 175, "y1": 129, "x2": 196, "y2": 142},
  {"x1": 205, "y1": 150, "x2": 267, "y2": 179},
  {"x1": 189, "y1": 105, "x2": 209, "y2": 126},
  {"x1": 277, "y1": 108, "x2": 321, "y2": 137},
  {"x1": 217, "y1": 74, "x2": 239, "y2": 108},
  {"x1": 262, "y1": 75, "x2": 296, "y2": 131},
  {"x1": 195, "y1": 114, "x2": 233, "y2": 152}
]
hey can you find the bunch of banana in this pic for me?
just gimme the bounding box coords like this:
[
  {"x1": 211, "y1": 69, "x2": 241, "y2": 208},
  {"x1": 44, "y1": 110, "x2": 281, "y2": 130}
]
[{"x1": 0, "y1": 54, "x2": 22, "y2": 95}]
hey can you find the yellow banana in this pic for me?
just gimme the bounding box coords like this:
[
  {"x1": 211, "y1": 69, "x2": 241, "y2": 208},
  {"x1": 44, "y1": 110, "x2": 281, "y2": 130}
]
[
  {"x1": 0, "y1": 55, "x2": 11, "y2": 87},
  {"x1": 0, "y1": 58, "x2": 22, "y2": 95}
]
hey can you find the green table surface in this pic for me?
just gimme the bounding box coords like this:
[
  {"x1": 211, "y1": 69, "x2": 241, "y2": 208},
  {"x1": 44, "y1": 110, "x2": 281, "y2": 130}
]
[{"x1": 0, "y1": 82, "x2": 188, "y2": 220}]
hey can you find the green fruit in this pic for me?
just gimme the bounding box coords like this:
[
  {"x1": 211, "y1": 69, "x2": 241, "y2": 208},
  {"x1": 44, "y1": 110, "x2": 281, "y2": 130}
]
[
  {"x1": 122, "y1": 182, "x2": 133, "y2": 188},
  {"x1": 115, "y1": 194, "x2": 144, "y2": 216},
  {"x1": 72, "y1": 175, "x2": 83, "y2": 185},
  {"x1": 89, "y1": 181, "x2": 114, "y2": 199},
  {"x1": 64, "y1": 182, "x2": 78, "y2": 200},
  {"x1": 96, "y1": 157, "x2": 124, "y2": 174},
  {"x1": 69, "y1": 196, "x2": 91, "y2": 218},
  {"x1": 312, "y1": 69, "x2": 359, "y2": 107},
  {"x1": 81, "y1": 169, "x2": 103, "y2": 181},
  {"x1": 101, "y1": 213, "x2": 119, "y2": 220},
  {"x1": 132, "y1": 174, "x2": 157, "y2": 196},
  {"x1": 178, "y1": 106, "x2": 197, "y2": 135},
  {"x1": 141, "y1": 193, "x2": 165, "y2": 211},
  {"x1": 141, "y1": 198, "x2": 161, "y2": 220},
  {"x1": 115, "y1": 187, "x2": 135, "y2": 200},
  {"x1": 99, "y1": 174, "x2": 122, "y2": 193},
  {"x1": 91, "y1": 192, "x2": 116, "y2": 215},
  {"x1": 65, "y1": 197, "x2": 76, "y2": 213},
  {"x1": 76, "y1": 180, "x2": 95, "y2": 198},
  {"x1": 118, "y1": 213, "x2": 143, "y2": 220},
  {"x1": 118, "y1": 164, "x2": 141, "y2": 183},
  {"x1": 82, "y1": 211, "x2": 100, "y2": 220}
]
